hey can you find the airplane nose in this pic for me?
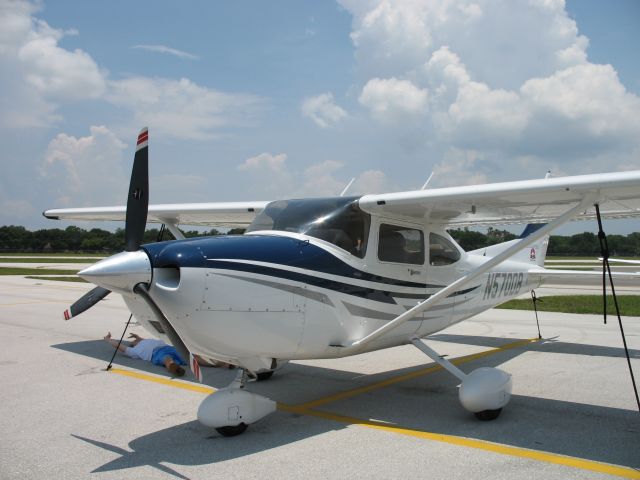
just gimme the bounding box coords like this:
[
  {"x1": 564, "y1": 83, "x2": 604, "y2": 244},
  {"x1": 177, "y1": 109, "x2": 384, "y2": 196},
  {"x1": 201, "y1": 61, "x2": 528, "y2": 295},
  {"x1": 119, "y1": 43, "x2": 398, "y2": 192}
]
[{"x1": 79, "y1": 250, "x2": 152, "y2": 294}]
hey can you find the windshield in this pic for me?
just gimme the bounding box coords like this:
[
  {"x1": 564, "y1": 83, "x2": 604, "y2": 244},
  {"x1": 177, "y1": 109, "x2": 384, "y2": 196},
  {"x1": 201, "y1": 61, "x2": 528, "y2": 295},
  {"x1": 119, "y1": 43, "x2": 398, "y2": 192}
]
[{"x1": 246, "y1": 197, "x2": 370, "y2": 258}]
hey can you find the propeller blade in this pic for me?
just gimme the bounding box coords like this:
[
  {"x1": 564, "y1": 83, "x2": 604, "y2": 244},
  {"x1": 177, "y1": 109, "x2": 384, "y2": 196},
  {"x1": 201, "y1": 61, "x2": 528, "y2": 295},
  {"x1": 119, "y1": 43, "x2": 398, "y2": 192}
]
[
  {"x1": 133, "y1": 283, "x2": 201, "y2": 381},
  {"x1": 63, "y1": 286, "x2": 111, "y2": 320},
  {"x1": 190, "y1": 353, "x2": 203, "y2": 383},
  {"x1": 125, "y1": 127, "x2": 149, "y2": 252}
]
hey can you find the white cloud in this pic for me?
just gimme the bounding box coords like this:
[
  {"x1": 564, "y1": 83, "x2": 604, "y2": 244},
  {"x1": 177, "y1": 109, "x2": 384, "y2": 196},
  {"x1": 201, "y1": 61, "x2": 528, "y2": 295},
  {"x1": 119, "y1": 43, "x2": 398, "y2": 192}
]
[
  {"x1": 339, "y1": 0, "x2": 640, "y2": 178},
  {"x1": 237, "y1": 151, "x2": 396, "y2": 198},
  {"x1": 447, "y1": 80, "x2": 529, "y2": 148},
  {"x1": 301, "y1": 160, "x2": 345, "y2": 195},
  {"x1": 0, "y1": 0, "x2": 106, "y2": 128},
  {"x1": 301, "y1": 93, "x2": 347, "y2": 128},
  {"x1": 0, "y1": 1, "x2": 261, "y2": 139},
  {"x1": 344, "y1": 0, "x2": 432, "y2": 80},
  {"x1": 237, "y1": 152, "x2": 293, "y2": 196},
  {"x1": 107, "y1": 76, "x2": 266, "y2": 140},
  {"x1": 437, "y1": 57, "x2": 640, "y2": 157},
  {"x1": 132, "y1": 44, "x2": 199, "y2": 61},
  {"x1": 359, "y1": 77, "x2": 428, "y2": 122},
  {"x1": 18, "y1": 21, "x2": 106, "y2": 99},
  {"x1": 41, "y1": 125, "x2": 128, "y2": 206},
  {"x1": 238, "y1": 152, "x2": 288, "y2": 172},
  {"x1": 521, "y1": 63, "x2": 640, "y2": 138},
  {"x1": 431, "y1": 149, "x2": 488, "y2": 187},
  {"x1": 341, "y1": 0, "x2": 590, "y2": 89},
  {"x1": 351, "y1": 170, "x2": 395, "y2": 194}
]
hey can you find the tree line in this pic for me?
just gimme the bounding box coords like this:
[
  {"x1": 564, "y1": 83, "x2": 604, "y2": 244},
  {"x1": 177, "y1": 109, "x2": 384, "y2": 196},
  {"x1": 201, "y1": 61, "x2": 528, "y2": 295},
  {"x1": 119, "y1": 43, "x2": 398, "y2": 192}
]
[
  {"x1": 0, "y1": 225, "x2": 239, "y2": 253},
  {"x1": 449, "y1": 227, "x2": 640, "y2": 257},
  {"x1": 1, "y1": 225, "x2": 639, "y2": 257}
]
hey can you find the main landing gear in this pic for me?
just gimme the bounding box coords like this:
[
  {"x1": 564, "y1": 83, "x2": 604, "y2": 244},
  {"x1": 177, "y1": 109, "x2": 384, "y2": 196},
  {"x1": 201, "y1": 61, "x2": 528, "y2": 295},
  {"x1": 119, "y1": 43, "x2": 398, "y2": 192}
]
[
  {"x1": 197, "y1": 368, "x2": 277, "y2": 436},
  {"x1": 411, "y1": 337, "x2": 512, "y2": 420}
]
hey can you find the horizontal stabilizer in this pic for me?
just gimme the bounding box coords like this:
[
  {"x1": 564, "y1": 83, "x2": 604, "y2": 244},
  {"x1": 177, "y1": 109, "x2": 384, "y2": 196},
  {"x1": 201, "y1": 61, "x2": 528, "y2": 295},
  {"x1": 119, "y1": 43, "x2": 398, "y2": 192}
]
[{"x1": 529, "y1": 268, "x2": 640, "y2": 287}]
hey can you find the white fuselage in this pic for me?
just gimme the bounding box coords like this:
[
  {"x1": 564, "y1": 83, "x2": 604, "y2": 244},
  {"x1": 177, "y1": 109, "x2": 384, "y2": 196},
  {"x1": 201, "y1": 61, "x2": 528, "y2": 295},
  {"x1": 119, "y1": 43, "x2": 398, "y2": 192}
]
[{"x1": 123, "y1": 224, "x2": 542, "y2": 372}]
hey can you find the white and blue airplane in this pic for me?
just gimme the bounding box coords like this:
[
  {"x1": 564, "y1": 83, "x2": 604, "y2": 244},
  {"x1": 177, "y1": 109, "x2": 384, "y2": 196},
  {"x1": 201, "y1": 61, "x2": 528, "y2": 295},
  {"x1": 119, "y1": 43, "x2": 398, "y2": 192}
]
[{"x1": 44, "y1": 128, "x2": 640, "y2": 436}]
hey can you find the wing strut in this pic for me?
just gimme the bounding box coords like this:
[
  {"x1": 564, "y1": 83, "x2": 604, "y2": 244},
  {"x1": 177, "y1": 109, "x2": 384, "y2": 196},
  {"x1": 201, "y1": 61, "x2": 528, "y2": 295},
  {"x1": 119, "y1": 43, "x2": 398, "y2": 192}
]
[
  {"x1": 332, "y1": 195, "x2": 596, "y2": 354},
  {"x1": 595, "y1": 204, "x2": 640, "y2": 412},
  {"x1": 157, "y1": 219, "x2": 186, "y2": 240}
]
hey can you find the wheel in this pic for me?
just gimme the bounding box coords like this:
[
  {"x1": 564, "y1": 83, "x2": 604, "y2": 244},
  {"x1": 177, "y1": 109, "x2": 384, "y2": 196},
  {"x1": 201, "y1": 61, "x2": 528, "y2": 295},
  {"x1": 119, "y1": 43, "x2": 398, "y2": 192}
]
[
  {"x1": 474, "y1": 408, "x2": 502, "y2": 421},
  {"x1": 256, "y1": 370, "x2": 274, "y2": 381},
  {"x1": 215, "y1": 423, "x2": 248, "y2": 437}
]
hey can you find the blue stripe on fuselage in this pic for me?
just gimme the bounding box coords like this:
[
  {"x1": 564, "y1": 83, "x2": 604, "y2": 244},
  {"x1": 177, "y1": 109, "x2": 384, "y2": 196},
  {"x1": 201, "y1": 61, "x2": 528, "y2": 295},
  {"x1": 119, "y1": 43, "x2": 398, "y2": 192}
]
[
  {"x1": 207, "y1": 259, "x2": 398, "y2": 304},
  {"x1": 143, "y1": 234, "x2": 436, "y2": 289}
]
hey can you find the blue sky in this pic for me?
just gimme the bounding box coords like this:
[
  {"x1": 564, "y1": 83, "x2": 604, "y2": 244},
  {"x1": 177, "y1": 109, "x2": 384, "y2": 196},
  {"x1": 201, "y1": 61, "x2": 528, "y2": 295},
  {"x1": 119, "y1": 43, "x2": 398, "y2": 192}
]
[{"x1": 1, "y1": 0, "x2": 639, "y2": 234}]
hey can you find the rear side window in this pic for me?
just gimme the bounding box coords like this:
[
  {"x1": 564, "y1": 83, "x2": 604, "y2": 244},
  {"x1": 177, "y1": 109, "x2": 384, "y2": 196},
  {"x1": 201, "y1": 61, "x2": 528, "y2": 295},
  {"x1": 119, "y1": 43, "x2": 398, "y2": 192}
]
[
  {"x1": 429, "y1": 233, "x2": 460, "y2": 265},
  {"x1": 378, "y1": 224, "x2": 425, "y2": 264}
]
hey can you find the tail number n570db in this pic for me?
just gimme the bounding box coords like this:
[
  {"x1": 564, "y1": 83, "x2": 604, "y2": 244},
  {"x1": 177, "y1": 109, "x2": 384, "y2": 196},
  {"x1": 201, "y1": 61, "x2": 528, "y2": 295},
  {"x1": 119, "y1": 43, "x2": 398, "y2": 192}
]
[{"x1": 483, "y1": 272, "x2": 525, "y2": 300}]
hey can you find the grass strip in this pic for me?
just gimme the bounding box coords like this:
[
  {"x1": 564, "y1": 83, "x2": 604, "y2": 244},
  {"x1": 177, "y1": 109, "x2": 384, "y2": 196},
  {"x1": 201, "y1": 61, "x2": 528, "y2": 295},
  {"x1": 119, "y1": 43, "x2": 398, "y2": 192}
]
[
  {"x1": 0, "y1": 267, "x2": 79, "y2": 275},
  {"x1": 25, "y1": 276, "x2": 86, "y2": 283},
  {"x1": 0, "y1": 257, "x2": 99, "y2": 263},
  {"x1": 546, "y1": 256, "x2": 640, "y2": 261},
  {"x1": 544, "y1": 267, "x2": 596, "y2": 271},
  {"x1": 0, "y1": 252, "x2": 106, "y2": 258},
  {"x1": 497, "y1": 295, "x2": 640, "y2": 316}
]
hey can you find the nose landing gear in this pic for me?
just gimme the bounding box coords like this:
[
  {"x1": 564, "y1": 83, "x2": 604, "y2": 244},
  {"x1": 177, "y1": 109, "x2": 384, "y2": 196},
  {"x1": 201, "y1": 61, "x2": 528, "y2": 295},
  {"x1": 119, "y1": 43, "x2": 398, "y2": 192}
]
[{"x1": 197, "y1": 368, "x2": 277, "y2": 436}]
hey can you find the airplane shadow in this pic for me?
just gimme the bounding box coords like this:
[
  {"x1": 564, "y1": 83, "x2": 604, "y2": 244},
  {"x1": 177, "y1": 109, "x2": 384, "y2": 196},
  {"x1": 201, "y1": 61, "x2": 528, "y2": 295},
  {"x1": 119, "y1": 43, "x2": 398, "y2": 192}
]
[
  {"x1": 52, "y1": 340, "x2": 197, "y2": 378},
  {"x1": 429, "y1": 333, "x2": 640, "y2": 359},
  {"x1": 71, "y1": 413, "x2": 338, "y2": 479},
  {"x1": 52, "y1": 337, "x2": 640, "y2": 478}
]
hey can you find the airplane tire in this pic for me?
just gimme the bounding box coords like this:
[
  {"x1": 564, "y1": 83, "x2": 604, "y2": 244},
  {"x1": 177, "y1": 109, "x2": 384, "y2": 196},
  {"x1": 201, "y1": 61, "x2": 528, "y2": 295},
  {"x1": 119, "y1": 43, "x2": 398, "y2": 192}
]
[
  {"x1": 474, "y1": 408, "x2": 502, "y2": 421},
  {"x1": 216, "y1": 423, "x2": 248, "y2": 437},
  {"x1": 256, "y1": 370, "x2": 274, "y2": 381}
]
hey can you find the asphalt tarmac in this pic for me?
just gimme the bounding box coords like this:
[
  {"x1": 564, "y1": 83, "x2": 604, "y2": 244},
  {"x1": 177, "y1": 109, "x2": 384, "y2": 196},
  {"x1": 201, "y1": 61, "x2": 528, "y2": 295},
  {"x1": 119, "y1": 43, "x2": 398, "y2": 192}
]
[{"x1": 1, "y1": 274, "x2": 639, "y2": 479}]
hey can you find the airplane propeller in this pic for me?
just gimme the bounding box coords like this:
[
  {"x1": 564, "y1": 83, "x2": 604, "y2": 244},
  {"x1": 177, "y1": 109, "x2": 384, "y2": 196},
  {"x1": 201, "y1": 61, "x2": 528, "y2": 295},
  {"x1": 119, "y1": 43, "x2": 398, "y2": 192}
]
[{"x1": 63, "y1": 127, "x2": 149, "y2": 320}]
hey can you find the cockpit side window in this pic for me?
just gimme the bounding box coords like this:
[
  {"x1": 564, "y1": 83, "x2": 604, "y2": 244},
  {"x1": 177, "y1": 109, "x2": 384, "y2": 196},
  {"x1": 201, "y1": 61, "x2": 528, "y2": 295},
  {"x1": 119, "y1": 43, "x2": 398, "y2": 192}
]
[
  {"x1": 429, "y1": 233, "x2": 461, "y2": 266},
  {"x1": 246, "y1": 197, "x2": 370, "y2": 258},
  {"x1": 378, "y1": 224, "x2": 425, "y2": 264}
]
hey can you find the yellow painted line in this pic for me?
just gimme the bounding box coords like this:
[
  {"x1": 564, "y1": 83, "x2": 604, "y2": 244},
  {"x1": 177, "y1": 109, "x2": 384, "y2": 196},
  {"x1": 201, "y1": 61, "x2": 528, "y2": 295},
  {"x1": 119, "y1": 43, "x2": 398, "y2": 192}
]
[
  {"x1": 109, "y1": 368, "x2": 216, "y2": 395},
  {"x1": 295, "y1": 337, "x2": 539, "y2": 409},
  {"x1": 110, "y1": 352, "x2": 640, "y2": 479},
  {"x1": 110, "y1": 364, "x2": 639, "y2": 479},
  {"x1": 279, "y1": 407, "x2": 640, "y2": 479}
]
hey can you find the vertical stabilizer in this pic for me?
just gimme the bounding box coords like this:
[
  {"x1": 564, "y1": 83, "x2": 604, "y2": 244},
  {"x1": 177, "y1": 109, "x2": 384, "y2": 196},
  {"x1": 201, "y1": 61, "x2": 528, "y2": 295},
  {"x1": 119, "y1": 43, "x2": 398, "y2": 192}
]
[{"x1": 468, "y1": 223, "x2": 549, "y2": 267}]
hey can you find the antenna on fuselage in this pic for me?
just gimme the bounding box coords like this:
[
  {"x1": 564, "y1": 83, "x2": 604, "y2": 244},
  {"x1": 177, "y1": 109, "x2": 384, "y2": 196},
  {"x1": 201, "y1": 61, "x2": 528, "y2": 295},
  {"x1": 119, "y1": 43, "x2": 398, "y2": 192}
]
[
  {"x1": 421, "y1": 171, "x2": 435, "y2": 190},
  {"x1": 340, "y1": 178, "x2": 355, "y2": 197}
]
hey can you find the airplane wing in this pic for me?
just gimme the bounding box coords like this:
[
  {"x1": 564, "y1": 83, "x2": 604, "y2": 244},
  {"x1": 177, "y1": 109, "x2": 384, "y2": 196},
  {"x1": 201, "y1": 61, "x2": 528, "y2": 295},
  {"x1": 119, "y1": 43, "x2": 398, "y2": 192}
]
[
  {"x1": 358, "y1": 170, "x2": 640, "y2": 226},
  {"x1": 43, "y1": 201, "x2": 270, "y2": 228},
  {"x1": 44, "y1": 170, "x2": 640, "y2": 228}
]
